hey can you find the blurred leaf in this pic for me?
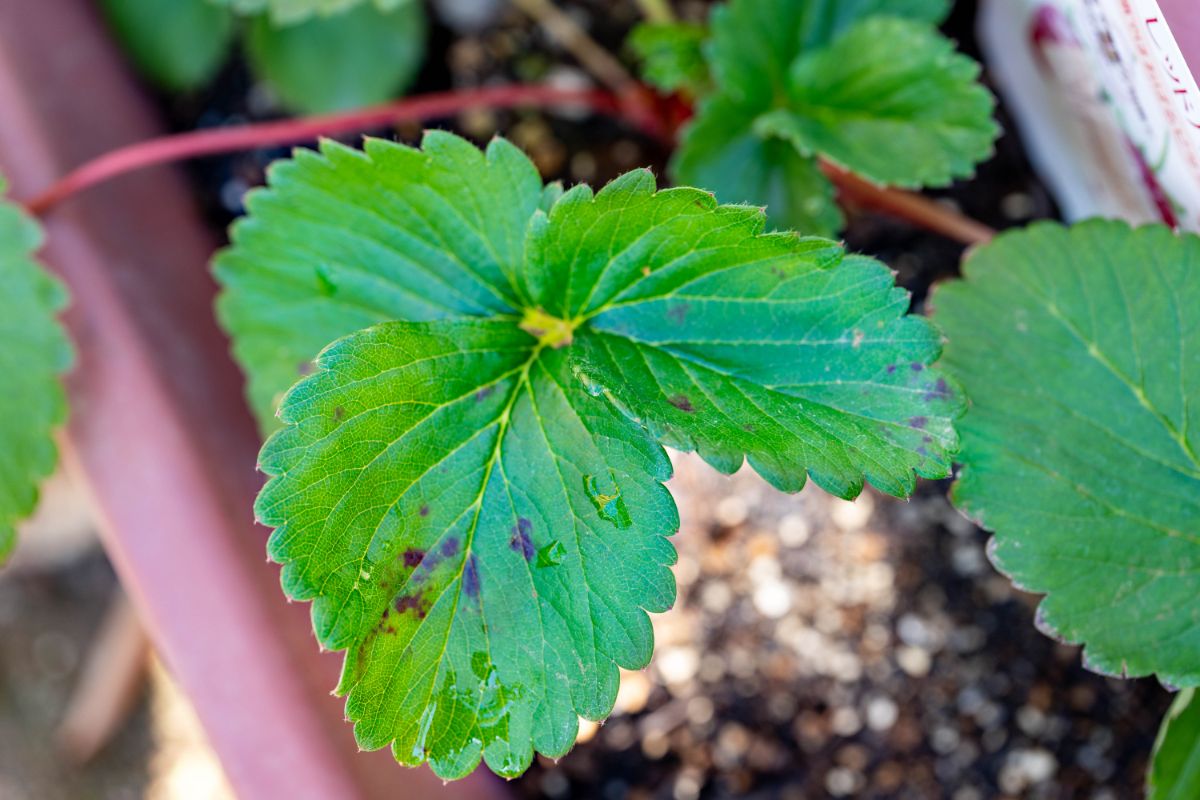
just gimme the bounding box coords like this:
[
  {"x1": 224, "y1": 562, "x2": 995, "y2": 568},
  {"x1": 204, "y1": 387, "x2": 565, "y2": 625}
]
[
  {"x1": 673, "y1": 94, "x2": 844, "y2": 235},
  {"x1": 674, "y1": 0, "x2": 988, "y2": 234},
  {"x1": 628, "y1": 22, "x2": 710, "y2": 95},
  {"x1": 210, "y1": 0, "x2": 410, "y2": 26},
  {"x1": 708, "y1": 0, "x2": 950, "y2": 107},
  {"x1": 936, "y1": 221, "x2": 1200, "y2": 688},
  {"x1": 101, "y1": 0, "x2": 235, "y2": 91},
  {"x1": 756, "y1": 17, "x2": 996, "y2": 189},
  {"x1": 0, "y1": 182, "x2": 73, "y2": 563},
  {"x1": 245, "y1": 0, "x2": 426, "y2": 114},
  {"x1": 1150, "y1": 689, "x2": 1200, "y2": 799}
]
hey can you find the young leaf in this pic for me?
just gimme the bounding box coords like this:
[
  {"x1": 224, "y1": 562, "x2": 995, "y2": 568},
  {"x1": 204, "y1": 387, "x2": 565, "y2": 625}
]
[
  {"x1": 755, "y1": 17, "x2": 997, "y2": 189},
  {"x1": 101, "y1": 0, "x2": 235, "y2": 91},
  {"x1": 0, "y1": 185, "x2": 73, "y2": 563},
  {"x1": 218, "y1": 133, "x2": 961, "y2": 778},
  {"x1": 628, "y1": 22, "x2": 710, "y2": 96},
  {"x1": 673, "y1": 0, "x2": 992, "y2": 235},
  {"x1": 210, "y1": 0, "x2": 410, "y2": 26},
  {"x1": 935, "y1": 221, "x2": 1200, "y2": 688},
  {"x1": 1149, "y1": 690, "x2": 1200, "y2": 799},
  {"x1": 708, "y1": 0, "x2": 950, "y2": 106},
  {"x1": 245, "y1": 0, "x2": 426, "y2": 114}
]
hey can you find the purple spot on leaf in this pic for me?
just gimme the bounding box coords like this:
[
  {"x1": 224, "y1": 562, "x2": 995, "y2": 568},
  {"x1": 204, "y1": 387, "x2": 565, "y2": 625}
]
[
  {"x1": 463, "y1": 555, "x2": 480, "y2": 598},
  {"x1": 510, "y1": 518, "x2": 535, "y2": 561},
  {"x1": 669, "y1": 395, "x2": 695, "y2": 413}
]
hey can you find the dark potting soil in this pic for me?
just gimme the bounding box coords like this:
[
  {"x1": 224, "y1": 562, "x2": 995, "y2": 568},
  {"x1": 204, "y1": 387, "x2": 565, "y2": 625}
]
[{"x1": 124, "y1": 0, "x2": 1172, "y2": 797}]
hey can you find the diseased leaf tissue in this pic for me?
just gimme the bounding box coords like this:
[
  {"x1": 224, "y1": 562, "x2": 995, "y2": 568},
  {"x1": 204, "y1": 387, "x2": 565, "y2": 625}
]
[{"x1": 216, "y1": 132, "x2": 961, "y2": 778}]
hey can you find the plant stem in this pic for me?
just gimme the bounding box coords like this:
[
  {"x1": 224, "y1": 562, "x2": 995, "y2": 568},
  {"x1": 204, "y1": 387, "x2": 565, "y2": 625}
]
[
  {"x1": 510, "y1": 0, "x2": 639, "y2": 95},
  {"x1": 24, "y1": 83, "x2": 997, "y2": 248},
  {"x1": 634, "y1": 0, "x2": 676, "y2": 23},
  {"x1": 24, "y1": 85, "x2": 626, "y2": 216},
  {"x1": 820, "y1": 162, "x2": 997, "y2": 247}
]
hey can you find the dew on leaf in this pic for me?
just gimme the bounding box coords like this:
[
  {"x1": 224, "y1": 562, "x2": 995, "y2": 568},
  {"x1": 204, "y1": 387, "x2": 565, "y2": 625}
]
[
  {"x1": 315, "y1": 264, "x2": 337, "y2": 296},
  {"x1": 536, "y1": 540, "x2": 566, "y2": 567},
  {"x1": 583, "y1": 474, "x2": 632, "y2": 529}
]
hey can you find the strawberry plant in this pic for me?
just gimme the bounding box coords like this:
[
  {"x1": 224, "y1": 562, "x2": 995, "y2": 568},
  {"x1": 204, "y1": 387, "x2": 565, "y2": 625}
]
[
  {"x1": 633, "y1": 0, "x2": 998, "y2": 236},
  {"x1": 0, "y1": 182, "x2": 72, "y2": 563},
  {"x1": 1, "y1": 0, "x2": 1197, "y2": 793}
]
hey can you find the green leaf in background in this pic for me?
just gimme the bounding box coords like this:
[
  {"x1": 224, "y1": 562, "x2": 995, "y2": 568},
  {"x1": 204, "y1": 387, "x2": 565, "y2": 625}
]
[
  {"x1": 1150, "y1": 690, "x2": 1200, "y2": 799},
  {"x1": 101, "y1": 0, "x2": 235, "y2": 91},
  {"x1": 675, "y1": 95, "x2": 845, "y2": 235},
  {"x1": 672, "y1": 0, "x2": 991, "y2": 236},
  {"x1": 935, "y1": 221, "x2": 1200, "y2": 688},
  {"x1": 244, "y1": 0, "x2": 426, "y2": 114},
  {"x1": 0, "y1": 182, "x2": 73, "y2": 563},
  {"x1": 219, "y1": 133, "x2": 961, "y2": 777},
  {"x1": 209, "y1": 0, "x2": 408, "y2": 26},
  {"x1": 756, "y1": 17, "x2": 996, "y2": 189},
  {"x1": 628, "y1": 22, "x2": 710, "y2": 96}
]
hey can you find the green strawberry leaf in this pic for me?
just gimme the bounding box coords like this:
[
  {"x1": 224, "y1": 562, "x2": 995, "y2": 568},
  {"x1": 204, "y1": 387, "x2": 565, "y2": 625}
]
[
  {"x1": 244, "y1": 0, "x2": 425, "y2": 114},
  {"x1": 215, "y1": 133, "x2": 544, "y2": 428},
  {"x1": 209, "y1": 0, "x2": 409, "y2": 26},
  {"x1": 708, "y1": 0, "x2": 950, "y2": 107},
  {"x1": 102, "y1": 0, "x2": 235, "y2": 91},
  {"x1": 0, "y1": 183, "x2": 73, "y2": 563},
  {"x1": 673, "y1": 94, "x2": 844, "y2": 236},
  {"x1": 935, "y1": 221, "x2": 1200, "y2": 688},
  {"x1": 1150, "y1": 689, "x2": 1200, "y2": 799},
  {"x1": 219, "y1": 133, "x2": 962, "y2": 778},
  {"x1": 257, "y1": 320, "x2": 677, "y2": 778},
  {"x1": 520, "y1": 169, "x2": 959, "y2": 499},
  {"x1": 674, "y1": 0, "x2": 992, "y2": 233},
  {"x1": 628, "y1": 22, "x2": 710, "y2": 96},
  {"x1": 755, "y1": 17, "x2": 997, "y2": 189}
]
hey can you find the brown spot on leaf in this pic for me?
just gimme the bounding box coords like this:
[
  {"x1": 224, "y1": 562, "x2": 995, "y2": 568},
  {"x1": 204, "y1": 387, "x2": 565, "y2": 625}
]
[
  {"x1": 441, "y1": 537, "x2": 460, "y2": 558},
  {"x1": 394, "y1": 593, "x2": 427, "y2": 619},
  {"x1": 419, "y1": 505, "x2": 430, "y2": 517},
  {"x1": 910, "y1": 363, "x2": 924, "y2": 373},
  {"x1": 333, "y1": 406, "x2": 346, "y2": 421},
  {"x1": 474, "y1": 385, "x2": 496, "y2": 402},
  {"x1": 886, "y1": 365, "x2": 897, "y2": 374},
  {"x1": 669, "y1": 395, "x2": 695, "y2": 413},
  {"x1": 908, "y1": 416, "x2": 928, "y2": 430},
  {"x1": 402, "y1": 548, "x2": 424, "y2": 568}
]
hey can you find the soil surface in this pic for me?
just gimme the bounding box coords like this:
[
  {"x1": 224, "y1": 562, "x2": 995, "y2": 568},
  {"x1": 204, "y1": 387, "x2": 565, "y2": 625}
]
[{"x1": 0, "y1": 1, "x2": 1174, "y2": 798}]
